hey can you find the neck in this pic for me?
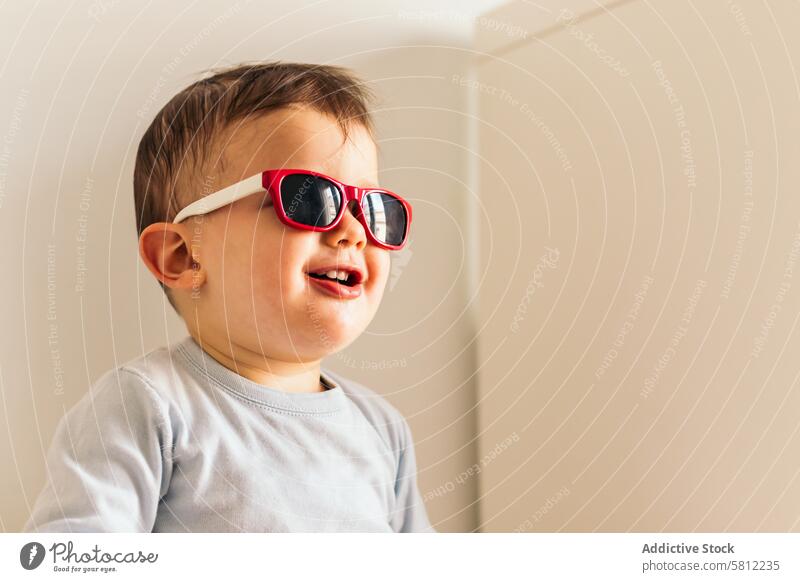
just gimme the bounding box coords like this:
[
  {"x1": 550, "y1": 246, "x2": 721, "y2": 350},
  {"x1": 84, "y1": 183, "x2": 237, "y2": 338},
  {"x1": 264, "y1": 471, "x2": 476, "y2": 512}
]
[{"x1": 188, "y1": 330, "x2": 325, "y2": 394}]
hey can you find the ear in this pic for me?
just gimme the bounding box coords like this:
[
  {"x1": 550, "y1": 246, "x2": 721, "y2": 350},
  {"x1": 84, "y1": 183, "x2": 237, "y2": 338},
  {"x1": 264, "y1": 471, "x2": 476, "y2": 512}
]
[{"x1": 138, "y1": 222, "x2": 206, "y2": 292}]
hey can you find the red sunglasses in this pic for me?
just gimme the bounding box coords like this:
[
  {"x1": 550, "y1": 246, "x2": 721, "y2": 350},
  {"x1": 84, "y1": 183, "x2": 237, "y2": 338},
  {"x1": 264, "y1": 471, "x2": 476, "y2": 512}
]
[{"x1": 173, "y1": 168, "x2": 413, "y2": 250}]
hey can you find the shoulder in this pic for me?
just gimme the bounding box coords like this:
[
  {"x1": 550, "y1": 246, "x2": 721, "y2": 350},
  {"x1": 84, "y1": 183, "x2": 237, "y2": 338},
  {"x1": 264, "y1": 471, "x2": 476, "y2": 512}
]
[
  {"x1": 69, "y1": 342, "x2": 183, "y2": 428},
  {"x1": 111, "y1": 339, "x2": 198, "y2": 408},
  {"x1": 115, "y1": 341, "x2": 178, "y2": 391},
  {"x1": 51, "y1": 352, "x2": 175, "y2": 448},
  {"x1": 322, "y1": 367, "x2": 412, "y2": 451}
]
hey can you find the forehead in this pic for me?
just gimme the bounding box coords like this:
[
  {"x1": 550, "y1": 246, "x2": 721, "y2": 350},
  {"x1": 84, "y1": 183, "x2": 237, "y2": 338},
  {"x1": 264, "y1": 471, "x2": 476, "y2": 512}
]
[{"x1": 219, "y1": 105, "x2": 379, "y2": 187}]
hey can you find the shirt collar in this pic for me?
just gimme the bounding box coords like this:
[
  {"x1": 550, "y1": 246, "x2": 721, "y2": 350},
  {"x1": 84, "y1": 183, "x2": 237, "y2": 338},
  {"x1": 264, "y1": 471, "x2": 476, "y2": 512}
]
[{"x1": 175, "y1": 335, "x2": 345, "y2": 414}]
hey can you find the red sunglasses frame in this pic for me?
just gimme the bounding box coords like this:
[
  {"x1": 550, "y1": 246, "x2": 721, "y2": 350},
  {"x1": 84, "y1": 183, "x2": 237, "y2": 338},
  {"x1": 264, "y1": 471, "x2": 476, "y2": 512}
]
[{"x1": 263, "y1": 169, "x2": 412, "y2": 251}]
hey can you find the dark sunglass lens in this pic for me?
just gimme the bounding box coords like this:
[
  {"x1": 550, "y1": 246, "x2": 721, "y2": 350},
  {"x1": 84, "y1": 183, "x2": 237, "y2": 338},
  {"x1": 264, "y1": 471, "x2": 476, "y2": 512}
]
[
  {"x1": 361, "y1": 192, "x2": 408, "y2": 246},
  {"x1": 280, "y1": 174, "x2": 341, "y2": 227}
]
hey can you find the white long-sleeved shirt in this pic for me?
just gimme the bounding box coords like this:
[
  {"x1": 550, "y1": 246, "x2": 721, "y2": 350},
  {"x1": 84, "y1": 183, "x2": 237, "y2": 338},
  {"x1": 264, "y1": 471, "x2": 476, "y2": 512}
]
[{"x1": 23, "y1": 335, "x2": 433, "y2": 533}]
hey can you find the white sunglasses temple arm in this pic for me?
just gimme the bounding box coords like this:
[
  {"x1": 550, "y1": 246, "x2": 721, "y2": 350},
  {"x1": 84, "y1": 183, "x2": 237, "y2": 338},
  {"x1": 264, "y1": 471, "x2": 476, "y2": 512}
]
[{"x1": 172, "y1": 173, "x2": 266, "y2": 223}]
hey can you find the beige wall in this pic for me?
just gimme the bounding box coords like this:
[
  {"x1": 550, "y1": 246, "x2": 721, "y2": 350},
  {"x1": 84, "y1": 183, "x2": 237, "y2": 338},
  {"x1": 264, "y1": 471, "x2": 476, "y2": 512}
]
[
  {"x1": 474, "y1": 0, "x2": 800, "y2": 531},
  {"x1": 0, "y1": 0, "x2": 508, "y2": 532}
]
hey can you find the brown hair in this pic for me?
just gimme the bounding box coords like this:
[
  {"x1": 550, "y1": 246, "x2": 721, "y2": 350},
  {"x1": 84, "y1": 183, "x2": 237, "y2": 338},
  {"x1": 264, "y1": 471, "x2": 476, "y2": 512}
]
[{"x1": 133, "y1": 60, "x2": 378, "y2": 306}]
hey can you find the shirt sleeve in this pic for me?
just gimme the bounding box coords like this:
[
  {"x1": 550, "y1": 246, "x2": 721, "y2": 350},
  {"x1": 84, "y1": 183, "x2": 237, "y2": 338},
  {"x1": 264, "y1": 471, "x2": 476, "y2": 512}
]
[
  {"x1": 391, "y1": 416, "x2": 435, "y2": 532},
  {"x1": 22, "y1": 368, "x2": 173, "y2": 533}
]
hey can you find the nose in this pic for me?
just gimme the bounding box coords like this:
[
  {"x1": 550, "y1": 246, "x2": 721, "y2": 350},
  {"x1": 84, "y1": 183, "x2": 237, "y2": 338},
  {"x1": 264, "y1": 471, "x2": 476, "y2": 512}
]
[{"x1": 324, "y1": 199, "x2": 367, "y2": 250}]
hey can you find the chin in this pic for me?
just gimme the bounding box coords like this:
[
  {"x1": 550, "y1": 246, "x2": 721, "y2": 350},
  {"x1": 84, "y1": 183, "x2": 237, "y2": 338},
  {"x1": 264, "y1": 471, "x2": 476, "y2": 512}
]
[
  {"x1": 299, "y1": 311, "x2": 363, "y2": 350},
  {"x1": 317, "y1": 320, "x2": 362, "y2": 349}
]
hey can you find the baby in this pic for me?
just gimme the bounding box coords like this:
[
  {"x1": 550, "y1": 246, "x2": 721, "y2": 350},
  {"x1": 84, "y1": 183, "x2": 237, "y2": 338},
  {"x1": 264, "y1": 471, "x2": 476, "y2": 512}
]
[{"x1": 24, "y1": 61, "x2": 432, "y2": 532}]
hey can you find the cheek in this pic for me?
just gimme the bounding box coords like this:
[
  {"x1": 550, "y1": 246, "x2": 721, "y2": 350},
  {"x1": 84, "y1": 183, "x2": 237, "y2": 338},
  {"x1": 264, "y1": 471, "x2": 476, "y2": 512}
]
[
  {"x1": 371, "y1": 254, "x2": 392, "y2": 288},
  {"x1": 208, "y1": 222, "x2": 284, "y2": 303},
  {"x1": 360, "y1": 254, "x2": 391, "y2": 311},
  {"x1": 249, "y1": 230, "x2": 311, "y2": 298}
]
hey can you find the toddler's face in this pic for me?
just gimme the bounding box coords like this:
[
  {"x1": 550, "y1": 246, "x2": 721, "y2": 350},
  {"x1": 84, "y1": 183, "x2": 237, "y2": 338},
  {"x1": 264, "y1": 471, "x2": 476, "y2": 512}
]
[{"x1": 186, "y1": 106, "x2": 389, "y2": 362}]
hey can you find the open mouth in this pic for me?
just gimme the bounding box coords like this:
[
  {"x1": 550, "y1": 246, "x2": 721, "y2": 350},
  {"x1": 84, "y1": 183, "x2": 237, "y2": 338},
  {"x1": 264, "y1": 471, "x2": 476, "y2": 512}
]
[{"x1": 306, "y1": 270, "x2": 359, "y2": 288}]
